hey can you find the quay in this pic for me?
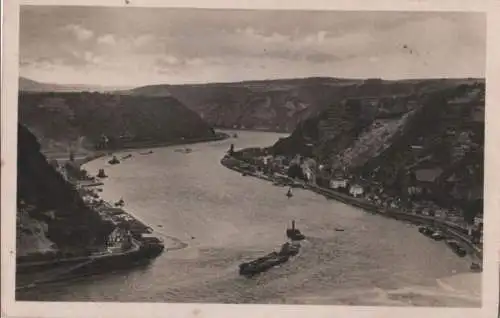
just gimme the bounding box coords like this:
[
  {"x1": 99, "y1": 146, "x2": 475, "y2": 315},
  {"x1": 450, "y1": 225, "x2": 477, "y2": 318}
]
[{"x1": 220, "y1": 154, "x2": 483, "y2": 261}]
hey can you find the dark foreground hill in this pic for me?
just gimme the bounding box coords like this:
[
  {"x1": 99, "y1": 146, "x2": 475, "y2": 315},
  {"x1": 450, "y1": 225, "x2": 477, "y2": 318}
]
[
  {"x1": 18, "y1": 92, "x2": 217, "y2": 154},
  {"x1": 17, "y1": 124, "x2": 113, "y2": 255},
  {"x1": 126, "y1": 77, "x2": 481, "y2": 133}
]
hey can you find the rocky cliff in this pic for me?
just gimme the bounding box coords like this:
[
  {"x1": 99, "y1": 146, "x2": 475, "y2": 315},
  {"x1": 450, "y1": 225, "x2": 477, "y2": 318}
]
[
  {"x1": 18, "y1": 92, "x2": 216, "y2": 154},
  {"x1": 270, "y1": 79, "x2": 485, "y2": 207},
  {"x1": 127, "y1": 77, "x2": 457, "y2": 133},
  {"x1": 17, "y1": 124, "x2": 112, "y2": 258}
]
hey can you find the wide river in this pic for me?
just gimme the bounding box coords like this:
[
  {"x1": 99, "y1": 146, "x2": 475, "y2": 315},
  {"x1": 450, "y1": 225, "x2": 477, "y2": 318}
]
[{"x1": 19, "y1": 130, "x2": 481, "y2": 306}]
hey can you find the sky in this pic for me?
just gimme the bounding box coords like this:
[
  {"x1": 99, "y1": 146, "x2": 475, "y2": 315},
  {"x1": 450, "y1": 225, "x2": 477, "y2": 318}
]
[{"x1": 19, "y1": 7, "x2": 486, "y2": 87}]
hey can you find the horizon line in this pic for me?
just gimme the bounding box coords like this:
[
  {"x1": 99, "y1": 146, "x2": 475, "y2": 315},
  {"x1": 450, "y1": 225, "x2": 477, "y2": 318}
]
[{"x1": 19, "y1": 75, "x2": 486, "y2": 90}]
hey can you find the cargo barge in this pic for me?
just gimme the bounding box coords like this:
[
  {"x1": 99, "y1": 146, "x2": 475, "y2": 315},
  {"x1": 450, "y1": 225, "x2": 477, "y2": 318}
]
[{"x1": 239, "y1": 222, "x2": 304, "y2": 278}]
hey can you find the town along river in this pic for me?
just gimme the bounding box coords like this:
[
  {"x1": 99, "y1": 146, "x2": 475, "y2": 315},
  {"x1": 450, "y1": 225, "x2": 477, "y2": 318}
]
[{"x1": 17, "y1": 131, "x2": 480, "y2": 306}]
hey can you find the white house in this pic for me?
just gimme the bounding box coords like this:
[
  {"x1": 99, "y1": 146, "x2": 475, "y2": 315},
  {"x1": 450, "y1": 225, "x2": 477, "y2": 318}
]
[
  {"x1": 330, "y1": 179, "x2": 347, "y2": 189},
  {"x1": 349, "y1": 184, "x2": 364, "y2": 197}
]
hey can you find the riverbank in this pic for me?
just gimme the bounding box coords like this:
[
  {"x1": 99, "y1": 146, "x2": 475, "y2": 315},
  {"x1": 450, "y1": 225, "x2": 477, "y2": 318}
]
[
  {"x1": 16, "y1": 134, "x2": 231, "y2": 290},
  {"x1": 220, "y1": 154, "x2": 483, "y2": 262},
  {"x1": 46, "y1": 131, "x2": 231, "y2": 166}
]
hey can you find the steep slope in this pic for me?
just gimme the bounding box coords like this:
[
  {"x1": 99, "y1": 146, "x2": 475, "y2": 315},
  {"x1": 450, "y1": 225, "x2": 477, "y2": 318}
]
[
  {"x1": 270, "y1": 79, "x2": 484, "y2": 206},
  {"x1": 17, "y1": 124, "x2": 112, "y2": 258},
  {"x1": 18, "y1": 92, "x2": 216, "y2": 153},
  {"x1": 127, "y1": 77, "x2": 480, "y2": 133}
]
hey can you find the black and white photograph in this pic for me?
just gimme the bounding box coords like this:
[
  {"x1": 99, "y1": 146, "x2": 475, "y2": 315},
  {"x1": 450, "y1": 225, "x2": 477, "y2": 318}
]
[{"x1": 2, "y1": 1, "x2": 499, "y2": 317}]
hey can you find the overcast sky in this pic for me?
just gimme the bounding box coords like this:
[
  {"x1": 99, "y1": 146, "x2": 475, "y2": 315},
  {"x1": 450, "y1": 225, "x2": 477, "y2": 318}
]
[{"x1": 19, "y1": 7, "x2": 486, "y2": 87}]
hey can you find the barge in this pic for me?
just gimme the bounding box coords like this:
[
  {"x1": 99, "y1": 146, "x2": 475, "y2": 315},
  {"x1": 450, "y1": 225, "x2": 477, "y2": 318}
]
[
  {"x1": 239, "y1": 241, "x2": 301, "y2": 278},
  {"x1": 239, "y1": 223, "x2": 303, "y2": 277}
]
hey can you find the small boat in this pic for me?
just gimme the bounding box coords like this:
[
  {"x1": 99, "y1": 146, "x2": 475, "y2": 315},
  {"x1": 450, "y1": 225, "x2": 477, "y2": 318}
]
[
  {"x1": 286, "y1": 220, "x2": 305, "y2": 241},
  {"x1": 140, "y1": 150, "x2": 154, "y2": 155},
  {"x1": 470, "y1": 262, "x2": 482, "y2": 272},
  {"x1": 97, "y1": 169, "x2": 107, "y2": 178},
  {"x1": 108, "y1": 156, "x2": 120, "y2": 165},
  {"x1": 335, "y1": 228, "x2": 345, "y2": 232},
  {"x1": 431, "y1": 230, "x2": 445, "y2": 241},
  {"x1": 121, "y1": 154, "x2": 132, "y2": 160},
  {"x1": 418, "y1": 226, "x2": 435, "y2": 237},
  {"x1": 174, "y1": 148, "x2": 192, "y2": 154},
  {"x1": 233, "y1": 133, "x2": 238, "y2": 138},
  {"x1": 445, "y1": 239, "x2": 467, "y2": 257},
  {"x1": 286, "y1": 188, "x2": 293, "y2": 199}
]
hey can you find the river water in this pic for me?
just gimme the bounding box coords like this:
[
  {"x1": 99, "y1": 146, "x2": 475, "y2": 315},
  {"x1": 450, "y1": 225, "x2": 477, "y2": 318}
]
[{"x1": 17, "y1": 130, "x2": 481, "y2": 306}]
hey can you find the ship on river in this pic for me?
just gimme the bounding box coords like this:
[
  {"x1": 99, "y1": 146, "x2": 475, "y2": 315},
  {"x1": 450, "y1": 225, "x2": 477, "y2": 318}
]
[
  {"x1": 239, "y1": 241, "x2": 301, "y2": 278},
  {"x1": 97, "y1": 168, "x2": 108, "y2": 178},
  {"x1": 239, "y1": 222, "x2": 303, "y2": 277},
  {"x1": 286, "y1": 220, "x2": 305, "y2": 241},
  {"x1": 108, "y1": 156, "x2": 120, "y2": 165}
]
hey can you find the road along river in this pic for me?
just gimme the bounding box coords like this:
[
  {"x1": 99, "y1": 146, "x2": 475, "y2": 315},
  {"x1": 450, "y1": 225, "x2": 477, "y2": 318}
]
[{"x1": 17, "y1": 130, "x2": 481, "y2": 306}]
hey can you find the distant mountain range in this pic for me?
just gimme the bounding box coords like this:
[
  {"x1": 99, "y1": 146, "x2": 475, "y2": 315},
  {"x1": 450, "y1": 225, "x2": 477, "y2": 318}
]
[
  {"x1": 19, "y1": 77, "x2": 131, "y2": 93},
  {"x1": 124, "y1": 77, "x2": 484, "y2": 133},
  {"x1": 19, "y1": 76, "x2": 485, "y2": 135}
]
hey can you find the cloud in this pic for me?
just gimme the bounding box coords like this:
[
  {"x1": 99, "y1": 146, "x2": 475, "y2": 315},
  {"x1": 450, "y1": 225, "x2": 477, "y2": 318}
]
[
  {"x1": 156, "y1": 55, "x2": 180, "y2": 67},
  {"x1": 97, "y1": 34, "x2": 116, "y2": 45},
  {"x1": 20, "y1": 9, "x2": 485, "y2": 86},
  {"x1": 134, "y1": 34, "x2": 155, "y2": 47},
  {"x1": 63, "y1": 24, "x2": 93, "y2": 41}
]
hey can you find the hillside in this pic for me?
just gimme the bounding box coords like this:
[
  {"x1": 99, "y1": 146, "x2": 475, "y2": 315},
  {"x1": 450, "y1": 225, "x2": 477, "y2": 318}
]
[
  {"x1": 127, "y1": 77, "x2": 482, "y2": 133},
  {"x1": 270, "y1": 79, "x2": 484, "y2": 209},
  {"x1": 18, "y1": 92, "x2": 216, "y2": 154},
  {"x1": 17, "y1": 124, "x2": 113, "y2": 260},
  {"x1": 19, "y1": 77, "x2": 129, "y2": 93}
]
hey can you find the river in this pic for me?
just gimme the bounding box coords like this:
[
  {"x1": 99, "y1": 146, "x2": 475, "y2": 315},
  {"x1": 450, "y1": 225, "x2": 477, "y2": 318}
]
[{"x1": 17, "y1": 130, "x2": 481, "y2": 306}]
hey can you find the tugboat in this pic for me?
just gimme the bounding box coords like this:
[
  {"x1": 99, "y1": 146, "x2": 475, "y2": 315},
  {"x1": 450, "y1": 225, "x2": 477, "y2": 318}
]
[
  {"x1": 108, "y1": 156, "x2": 120, "y2": 165},
  {"x1": 445, "y1": 239, "x2": 467, "y2": 257},
  {"x1": 97, "y1": 169, "x2": 108, "y2": 178},
  {"x1": 286, "y1": 220, "x2": 305, "y2": 241}
]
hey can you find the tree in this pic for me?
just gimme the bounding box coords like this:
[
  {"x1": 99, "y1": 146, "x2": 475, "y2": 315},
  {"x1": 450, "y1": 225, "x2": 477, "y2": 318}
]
[
  {"x1": 464, "y1": 199, "x2": 482, "y2": 225},
  {"x1": 287, "y1": 164, "x2": 305, "y2": 180}
]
